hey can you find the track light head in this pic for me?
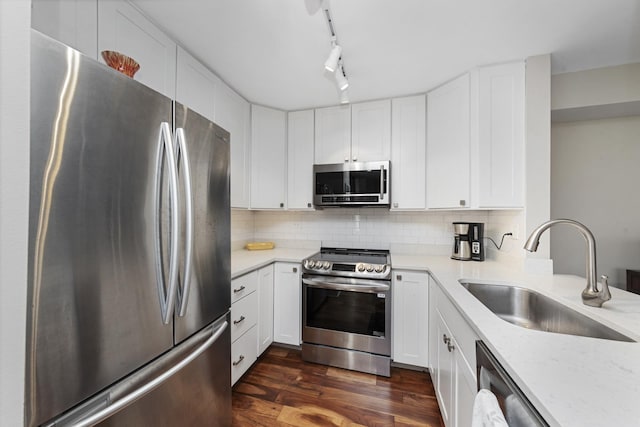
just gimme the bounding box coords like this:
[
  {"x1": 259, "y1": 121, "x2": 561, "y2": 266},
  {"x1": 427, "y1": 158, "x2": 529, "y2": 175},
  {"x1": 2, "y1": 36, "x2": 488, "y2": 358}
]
[
  {"x1": 324, "y1": 43, "x2": 342, "y2": 73},
  {"x1": 335, "y1": 65, "x2": 349, "y2": 91},
  {"x1": 339, "y1": 90, "x2": 349, "y2": 104}
]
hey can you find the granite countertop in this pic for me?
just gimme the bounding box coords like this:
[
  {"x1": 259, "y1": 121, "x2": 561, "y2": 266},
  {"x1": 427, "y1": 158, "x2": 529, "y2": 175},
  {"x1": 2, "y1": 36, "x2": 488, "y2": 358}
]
[{"x1": 392, "y1": 254, "x2": 640, "y2": 427}]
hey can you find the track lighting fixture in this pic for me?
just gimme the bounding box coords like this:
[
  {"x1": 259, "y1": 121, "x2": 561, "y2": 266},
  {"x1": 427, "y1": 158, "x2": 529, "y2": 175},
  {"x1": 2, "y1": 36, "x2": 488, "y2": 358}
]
[
  {"x1": 335, "y1": 64, "x2": 349, "y2": 91},
  {"x1": 324, "y1": 41, "x2": 342, "y2": 73}
]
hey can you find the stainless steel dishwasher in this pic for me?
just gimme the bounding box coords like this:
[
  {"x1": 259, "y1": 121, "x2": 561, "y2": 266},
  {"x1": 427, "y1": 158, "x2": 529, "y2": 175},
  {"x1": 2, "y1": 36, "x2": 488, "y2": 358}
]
[{"x1": 476, "y1": 341, "x2": 549, "y2": 427}]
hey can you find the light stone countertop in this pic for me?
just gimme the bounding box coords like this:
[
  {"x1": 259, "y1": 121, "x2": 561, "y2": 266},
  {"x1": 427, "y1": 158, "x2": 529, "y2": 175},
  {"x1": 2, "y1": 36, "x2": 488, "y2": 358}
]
[
  {"x1": 231, "y1": 247, "x2": 319, "y2": 278},
  {"x1": 392, "y1": 254, "x2": 640, "y2": 427}
]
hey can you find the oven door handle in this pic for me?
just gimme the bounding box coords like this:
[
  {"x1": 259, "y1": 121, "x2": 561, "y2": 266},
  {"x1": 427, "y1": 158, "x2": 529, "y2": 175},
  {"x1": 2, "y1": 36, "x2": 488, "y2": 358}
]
[{"x1": 302, "y1": 278, "x2": 390, "y2": 293}]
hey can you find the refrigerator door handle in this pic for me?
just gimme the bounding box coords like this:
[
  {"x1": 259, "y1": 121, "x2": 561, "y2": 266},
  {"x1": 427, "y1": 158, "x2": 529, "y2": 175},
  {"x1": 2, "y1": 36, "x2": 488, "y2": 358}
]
[
  {"x1": 65, "y1": 320, "x2": 228, "y2": 427},
  {"x1": 154, "y1": 122, "x2": 181, "y2": 324},
  {"x1": 175, "y1": 127, "x2": 194, "y2": 317}
]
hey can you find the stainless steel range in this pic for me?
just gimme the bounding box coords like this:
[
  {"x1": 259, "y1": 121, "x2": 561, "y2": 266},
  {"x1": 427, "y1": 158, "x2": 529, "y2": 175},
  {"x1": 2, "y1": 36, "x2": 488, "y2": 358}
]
[{"x1": 301, "y1": 248, "x2": 392, "y2": 376}]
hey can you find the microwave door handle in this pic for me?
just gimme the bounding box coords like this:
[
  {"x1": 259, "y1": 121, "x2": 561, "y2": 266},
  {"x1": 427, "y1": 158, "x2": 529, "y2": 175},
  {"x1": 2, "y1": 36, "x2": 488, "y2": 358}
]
[{"x1": 380, "y1": 164, "x2": 385, "y2": 199}]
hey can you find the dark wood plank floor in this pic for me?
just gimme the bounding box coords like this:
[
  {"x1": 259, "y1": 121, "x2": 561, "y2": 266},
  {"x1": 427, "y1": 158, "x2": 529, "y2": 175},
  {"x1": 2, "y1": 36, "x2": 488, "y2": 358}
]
[{"x1": 232, "y1": 346, "x2": 445, "y2": 426}]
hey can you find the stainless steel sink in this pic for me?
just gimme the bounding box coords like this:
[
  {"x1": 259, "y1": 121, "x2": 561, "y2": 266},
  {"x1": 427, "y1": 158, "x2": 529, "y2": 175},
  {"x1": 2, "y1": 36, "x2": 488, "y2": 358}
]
[{"x1": 459, "y1": 281, "x2": 635, "y2": 342}]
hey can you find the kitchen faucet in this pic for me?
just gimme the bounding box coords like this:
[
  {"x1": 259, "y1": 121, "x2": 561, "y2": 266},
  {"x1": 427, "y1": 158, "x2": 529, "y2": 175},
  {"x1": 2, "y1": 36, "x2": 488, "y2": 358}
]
[{"x1": 524, "y1": 219, "x2": 611, "y2": 307}]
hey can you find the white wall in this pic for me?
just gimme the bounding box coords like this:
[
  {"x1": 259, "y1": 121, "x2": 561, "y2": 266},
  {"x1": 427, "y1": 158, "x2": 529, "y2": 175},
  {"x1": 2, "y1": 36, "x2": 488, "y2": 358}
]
[
  {"x1": 0, "y1": 1, "x2": 30, "y2": 424},
  {"x1": 551, "y1": 116, "x2": 640, "y2": 288},
  {"x1": 232, "y1": 209, "x2": 524, "y2": 261}
]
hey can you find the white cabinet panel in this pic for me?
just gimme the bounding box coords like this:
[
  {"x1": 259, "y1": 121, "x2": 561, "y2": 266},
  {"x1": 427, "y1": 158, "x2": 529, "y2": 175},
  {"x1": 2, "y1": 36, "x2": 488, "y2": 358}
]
[
  {"x1": 392, "y1": 270, "x2": 429, "y2": 367},
  {"x1": 427, "y1": 73, "x2": 470, "y2": 209},
  {"x1": 351, "y1": 99, "x2": 391, "y2": 162},
  {"x1": 230, "y1": 290, "x2": 258, "y2": 343},
  {"x1": 435, "y1": 310, "x2": 454, "y2": 427},
  {"x1": 273, "y1": 263, "x2": 301, "y2": 346},
  {"x1": 287, "y1": 110, "x2": 315, "y2": 210},
  {"x1": 250, "y1": 105, "x2": 286, "y2": 209},
  {"x1": 231, "y1": 270, "x2": 258, "y2": 304},
  {"x1": 176, "y1": 46, "x2": 219, "y2": 121},
  {"x1": 214, "y1": 83, "x2": 251, "y2": 208},
  {"x1": 32, "y1": 0, "x2": 98, "y2": 59},
  {"x1": 477, "y1": 61, "x2": 525, "y2": 208},
  {"x1": 257, "y1": 264, "x2": 274, "y2": 355},
  {"x1": 314, "y1": 105, "x2": 351, "y2": 164},
  {"x1": 98, "y1": 0, "x2": 176, "y2": 98},
  {"x1": 391, "y1": 95, "x2": 426, "y2": 210},
  {"x1": 231, "y1": 326, "x2": 257, "y2": 385}
]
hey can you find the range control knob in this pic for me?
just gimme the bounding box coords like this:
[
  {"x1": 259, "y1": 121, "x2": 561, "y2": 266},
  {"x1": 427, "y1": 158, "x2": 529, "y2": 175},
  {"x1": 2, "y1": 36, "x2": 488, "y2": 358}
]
[
  {"x1": 365, "y1": 264, "x2": 374, "y2": 272},
  {"x1": 357, "y1": 264, "x2": 365, "y2": 272},
  {"x1": 323, "y1": 261, "x2": 331, "y2": 269},
  {"x1": 307, "y1": 260, "x2": 316, "y2": 269},
  {"x1": 374, "y1": 265, "x2": 385, "y2": 273}
]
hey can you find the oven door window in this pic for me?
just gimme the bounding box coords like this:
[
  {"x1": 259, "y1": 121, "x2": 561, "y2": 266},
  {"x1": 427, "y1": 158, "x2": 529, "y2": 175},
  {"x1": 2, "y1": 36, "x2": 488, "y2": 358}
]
[
  {"x1": 316, "y1": 170, "x2": 383, "y2": 195},
  {"x1": 305, "y1": 287, "x2": 387, "y2": 337}
]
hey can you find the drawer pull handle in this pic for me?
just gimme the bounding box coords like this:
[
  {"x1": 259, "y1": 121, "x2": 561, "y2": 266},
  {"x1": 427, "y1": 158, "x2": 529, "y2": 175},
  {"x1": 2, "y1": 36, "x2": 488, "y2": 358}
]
[
  {"x1": 232, "y1": 355, "x2": 245, "y2": 366},
  {"x1": 447, "y1": 342, "x2": 455, "y2": 352},
  {"x1": 442, "y1": 334, "x2": 450, "y2": 344},
  {"x1": 233, "y1": 315, "x2": 246, "y2": 325},
  {"x1": 233, "y1": 285, "x2": 246, "y2": 294}
]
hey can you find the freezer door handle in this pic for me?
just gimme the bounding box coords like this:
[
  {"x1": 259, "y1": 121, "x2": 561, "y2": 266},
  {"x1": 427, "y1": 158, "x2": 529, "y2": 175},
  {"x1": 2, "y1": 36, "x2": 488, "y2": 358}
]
[
  {"x1": 154, "y1": 122, "x2": 181, "y2": 324},
  {"x1": 175, "y1": 127, "x2": 194, "y2": 317},
  {"x1": 63, "y1": 320, "x2": 228, "y2": 427}
]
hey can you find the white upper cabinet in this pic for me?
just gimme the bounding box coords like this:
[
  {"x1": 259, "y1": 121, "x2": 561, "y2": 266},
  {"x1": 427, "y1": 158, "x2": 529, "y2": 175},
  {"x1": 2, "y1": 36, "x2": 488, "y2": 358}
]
[
  {"x1": 427, "y1": 73, "x2": 471, "y2": 209},
  {"x1": 215, "y1": 84, "x2": 251, "y2": 209},
  {"x1": 176, "y1": 46, "x2": 219, "y2": 122},
  {"x1": 391, "y1": 95, "x2": 426, "y2": 210},
  {"x1": 98, "y1": 0, "x2": 176, "y2": 99},
  {"x1": 476, "y1": 61, "x2": 525, "y2": 208},
  {"x1": 32, "y1": 0, "x2": 98, "y2": 59},
  {"x1": 351, "y1": 99, "x2": 391, "y2": 162},
  {"x1": 314, "y1": 105, "x2": 351, "y2": 164},
  {"x1": 287, "y1": 110, "x2": 315, "y2": 210},
  {"x1": 250, "y1": 105, "x2": 286, "y2": 209}
]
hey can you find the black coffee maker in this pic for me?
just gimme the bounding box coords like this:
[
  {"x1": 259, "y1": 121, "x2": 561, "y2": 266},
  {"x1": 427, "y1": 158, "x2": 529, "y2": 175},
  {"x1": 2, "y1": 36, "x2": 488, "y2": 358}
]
[{"x1": 451, "y1": 222, "x2": 485, "y2": 261}]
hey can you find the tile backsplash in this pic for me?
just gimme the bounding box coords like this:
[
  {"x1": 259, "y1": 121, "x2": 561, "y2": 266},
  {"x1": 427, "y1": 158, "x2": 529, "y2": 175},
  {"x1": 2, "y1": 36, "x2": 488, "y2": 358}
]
[{"x1": 232, "y1": 208, "x2": 525, "y2": 262}]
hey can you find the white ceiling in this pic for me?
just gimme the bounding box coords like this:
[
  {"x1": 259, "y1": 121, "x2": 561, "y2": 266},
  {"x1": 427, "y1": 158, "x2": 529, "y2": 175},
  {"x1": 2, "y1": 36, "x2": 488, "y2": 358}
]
[{"x1": 132, "y1": 0, "x2": 640, "y2": 111}]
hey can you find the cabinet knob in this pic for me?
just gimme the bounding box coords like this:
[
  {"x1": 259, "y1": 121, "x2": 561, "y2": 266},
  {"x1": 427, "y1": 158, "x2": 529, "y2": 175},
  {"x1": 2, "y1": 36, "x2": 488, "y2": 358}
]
[
  {"x1": 396, "y1": 274, "x2": 402, "y2": 281},
  {"x1": 280, "y1": 202, "x2": 284, "y2": 208},
  {"x1": 307, "y1": 203, "x2": 312, "y2": 208},
  {"x1": 344, "y1": 157, "x2": 349, "y2": 162},
  {"x1": 352, "y1": 157, "x2": 357, "y2": 162},
  {"x1": 447, "y1": 342, "x2": 455, "y2": 352},
  {"x1": 443, "y1": 334, "x2": 450, "y2": 344},
  {"x1": 293, "y1": 267, "x2": 298, "y2": 273},
  {"x1": 459, "y1": 199, "x2": 466, "y2": 207}
]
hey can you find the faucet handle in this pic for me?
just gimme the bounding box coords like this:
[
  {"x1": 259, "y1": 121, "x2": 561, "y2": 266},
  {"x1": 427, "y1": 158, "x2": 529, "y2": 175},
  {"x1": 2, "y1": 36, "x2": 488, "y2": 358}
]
[{"x1": 599, "y1": 275, "x2": 612, "y2": 302}]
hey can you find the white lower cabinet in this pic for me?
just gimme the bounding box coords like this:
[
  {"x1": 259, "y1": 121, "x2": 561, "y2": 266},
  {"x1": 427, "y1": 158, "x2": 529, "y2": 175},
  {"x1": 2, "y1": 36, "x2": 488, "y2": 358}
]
[
  {"x1": 257, "y1": 264, "x2": 275, "y2": 355},
  {"x1": 273, "y1": 262, "x2": 301, "y2": 346},
  {"x1": 392, "y1": 270, "x2": 429, "y2": 367},
  {"x1": 231, "y1": 325, "x2": 258, "y2": 385},
  {"x1": 230, "y1": 290, "x2": 258, "y2": 343},
  {"x1": 430, "y1": 276, "x2": 479, "y2": 427}
]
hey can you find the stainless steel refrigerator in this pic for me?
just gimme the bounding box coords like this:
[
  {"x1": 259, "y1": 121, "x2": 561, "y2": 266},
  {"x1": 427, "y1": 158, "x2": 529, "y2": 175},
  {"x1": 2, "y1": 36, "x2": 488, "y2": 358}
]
[{"x1": 26, "y1": 31, "x2": 231, "y2": 426}]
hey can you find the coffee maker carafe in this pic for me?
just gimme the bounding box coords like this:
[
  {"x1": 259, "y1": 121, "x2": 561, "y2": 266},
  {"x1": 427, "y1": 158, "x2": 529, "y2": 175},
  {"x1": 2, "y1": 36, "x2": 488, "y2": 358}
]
[
  {"x1": 451, "y1": 222, "x2": 485, "y2": 261},
  {"x1": 451, "y1": 222, "x2": 471, "y2": 260}
]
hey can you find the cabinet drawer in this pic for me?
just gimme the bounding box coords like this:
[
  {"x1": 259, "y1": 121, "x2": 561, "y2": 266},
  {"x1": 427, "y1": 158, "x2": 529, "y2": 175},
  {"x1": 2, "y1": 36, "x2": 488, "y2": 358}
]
[
  {"x1": 231, "y1": 290, "x2": 258, "y2": 342},
  {"x1": 231, "y1": 270, "x2": 258, "y2": 304},
  {"x1": 432, "y1": 279, "x2": 479, "y2": 373},
  {"x1": 231, "y1": 325, "x2": 258, "y2": 385}
]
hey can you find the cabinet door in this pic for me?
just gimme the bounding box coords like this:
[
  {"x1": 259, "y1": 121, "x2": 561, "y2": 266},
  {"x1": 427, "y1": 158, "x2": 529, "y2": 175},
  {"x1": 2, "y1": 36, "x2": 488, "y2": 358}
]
[
  {"x1": 257, "y1": 264, "x2": 274, "y2": 355},
  {"x1": 176, "y1": 47, "x2": 219, "y2": 122},
  {"x1": 435, "y1": 310, "x2": 454, "y2": 427},
  {"x1": 391, "y1": 95, "x2": 426, "y2": 210},
  {"x1": 351, "y1": 99, "x2": 391, "y2": 162},
  {"x1": 215, "y1": 83, "x2": 251, "y2": 208},
  {"x1": 273, "y1": 263, "x2": 301, "y2": 346},
  {"x1": 250, "y1": 105, "x2": 286, "y2": 209},
  {"x1": 287, "y1": 110, "x2": 315, "y2": 210},
  {"x1": 98, "y1": 0, "x2": 176, "y2": 98},
  {"x1": 427, "y1": 73, "x2": 470, "y2": 209},
  {"x1": 314, "y1": 105, "x2": 351, "y2": 164},
  {"x1": 392, "y1": 271, "x2": 429, "y2": 367},
  {"x1": 454, "y1": 346, "x2": 477, "y2": 427},
  {"x1": 32, "y1": 0, "x2": 98, "y2": 59},
  {"x1": 477, "y1": 62, "x2": 525, "y2": 208}
]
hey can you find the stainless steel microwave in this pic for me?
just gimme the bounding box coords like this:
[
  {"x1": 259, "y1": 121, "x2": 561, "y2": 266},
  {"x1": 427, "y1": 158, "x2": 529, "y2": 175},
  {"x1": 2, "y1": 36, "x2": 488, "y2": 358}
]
[{"x1": 313, "y1": 161, "x2": 390, "y2": 207}]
